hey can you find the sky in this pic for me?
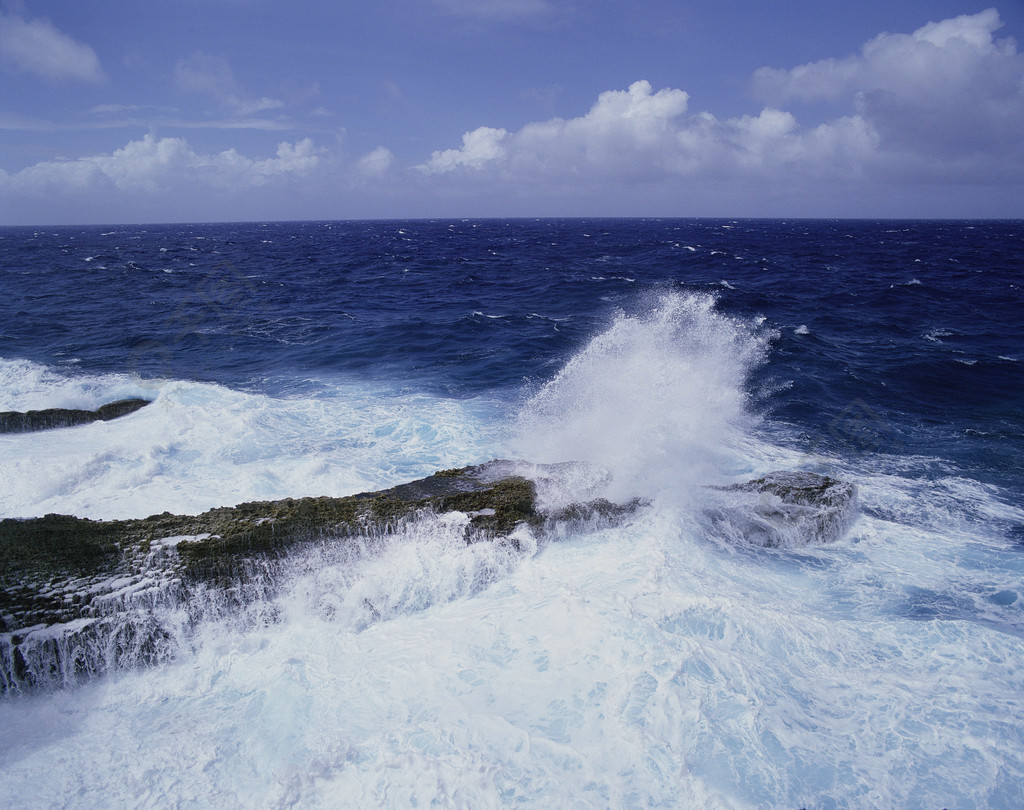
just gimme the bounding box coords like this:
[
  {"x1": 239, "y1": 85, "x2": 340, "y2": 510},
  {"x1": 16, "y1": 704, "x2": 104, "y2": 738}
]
[{"x1": 1, "y1": 0, "x2": 1022, "y2": 224}]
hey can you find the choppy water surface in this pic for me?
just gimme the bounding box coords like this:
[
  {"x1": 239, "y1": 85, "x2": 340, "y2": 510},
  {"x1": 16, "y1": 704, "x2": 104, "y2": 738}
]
[{"x1": 1, "y1": 219, "x2": 1022, "y2": 807}]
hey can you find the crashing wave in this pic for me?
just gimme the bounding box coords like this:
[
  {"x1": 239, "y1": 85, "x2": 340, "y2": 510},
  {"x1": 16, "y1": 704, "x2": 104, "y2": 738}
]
[
  {"x1": 704, "y1": 470, "x2": 858, "y2": 548},
  {"x1": 0, "y1": 460, "x2": 641, "y2": 694}
]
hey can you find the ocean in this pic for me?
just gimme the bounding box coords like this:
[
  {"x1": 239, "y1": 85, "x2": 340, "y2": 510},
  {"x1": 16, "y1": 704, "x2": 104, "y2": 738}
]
[{"x1": 0, "y1": 218, "x2": 1022, "y2": 808}]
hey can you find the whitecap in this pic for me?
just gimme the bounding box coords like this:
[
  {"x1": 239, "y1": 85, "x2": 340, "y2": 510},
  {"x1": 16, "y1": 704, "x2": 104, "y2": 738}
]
[
  {"x1": 924, "y1": 328, "x2": 954, "y2": 343},
  {"x1": 0, "y1": 360, "x2": 503, "y2": 520}
]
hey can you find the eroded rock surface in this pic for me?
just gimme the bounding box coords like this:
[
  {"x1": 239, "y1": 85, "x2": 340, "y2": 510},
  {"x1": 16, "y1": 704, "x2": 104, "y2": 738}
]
[{"x1": 1, "y1": 463, "x2": 858, "y2": 692}]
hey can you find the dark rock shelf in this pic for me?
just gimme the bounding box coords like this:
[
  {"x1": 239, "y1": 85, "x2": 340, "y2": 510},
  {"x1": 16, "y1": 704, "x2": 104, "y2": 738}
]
[
  {"x1": 0, "y1": 462, "x2": 856, "y2": 693},
  {"x1": 706, "y1": 470, "x2": 858, "y2": 548},
  {"x1": 0, "y1": 398, "x2": 151, "y2": 434},
  {"x1": 0, "y1": 460, "x2": 639, "y2": 693}
]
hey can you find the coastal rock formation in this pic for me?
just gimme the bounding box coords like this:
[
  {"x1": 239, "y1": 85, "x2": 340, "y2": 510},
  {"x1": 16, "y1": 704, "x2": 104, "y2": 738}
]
[
  {"x1": 705, "y1": 470, "x2": 858, "y2": 548},
  {"x1": 1, "y1": 463, "x2": 857, "y2": 692},
  {"x1": 0, "y1": 398, "x2": 151, "y2": 433},
  {"x1": 0, "y1": 460, "x2": 638, "y2": 693}
]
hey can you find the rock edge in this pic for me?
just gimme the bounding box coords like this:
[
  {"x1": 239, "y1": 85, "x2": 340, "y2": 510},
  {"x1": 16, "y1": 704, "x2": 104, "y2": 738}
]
[
  {"x1": 0, "y1": 398, "x2": 151, "y2": 434},
  {"x1": 0, "y1": 460, "x2": 638, "y2": 693}
]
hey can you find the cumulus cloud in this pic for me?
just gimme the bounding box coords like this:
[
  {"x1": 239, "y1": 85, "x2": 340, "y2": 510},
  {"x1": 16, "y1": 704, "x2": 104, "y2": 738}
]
[
  {"x1": 751, "y1": 8, "x2": 1024, "y2": 162},
  {"x1": 418, "y1": 79, "x2": 876, "y2": 183},
  {"x1": 357, "y1": 146, "x2": 396, "y2": 177},
  {"x1": 2, "y1": 10, "x2": 1020, "y2": 221},
  {"x1": 421, "y1": 126, "x2": 509, "y2": 173},
  {"x1": 510, "y1": 81, "x2": 696, "y2": 179},
  {"x1": 419, "y1": 10, "x2": 1023, "y2": 192},
  {"x1": 0, "y1": 11, "x2": 104, "y2": 82},
  {"x1": 175, "y1": 52, "x2": 284, "y2": 115},
  {"x1": 752, "y1": 8, "x2": 1016, "y2": 103},
  {"x1": 1, "y1": 135, "x2": 324, "y2": 195}
]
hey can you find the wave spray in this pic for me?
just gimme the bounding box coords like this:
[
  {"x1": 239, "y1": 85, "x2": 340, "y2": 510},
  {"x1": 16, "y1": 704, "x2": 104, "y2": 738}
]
[{"x1": 513, "y1": 292, "x2": 771, "y2": 503}]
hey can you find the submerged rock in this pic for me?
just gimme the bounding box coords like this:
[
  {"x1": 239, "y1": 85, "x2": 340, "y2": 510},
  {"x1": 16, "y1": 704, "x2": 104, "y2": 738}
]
[
  {"x1": 0, "y1": 460, "x2": 639, "y2": 693},
  {"x1": 705, "y1": 470, "x2": 857, "y2": 548},
  {"x1": 0, "y1": 398, "x2": 151, "y2": 433}
]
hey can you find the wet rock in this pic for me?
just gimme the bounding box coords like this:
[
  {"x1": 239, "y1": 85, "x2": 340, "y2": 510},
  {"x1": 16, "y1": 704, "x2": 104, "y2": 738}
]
[
  {"x1": 706, "y1": 470, "x2": 857, "y2": 548},
  {"x1": 0, "y1": 398, "x2": 151, "y2": 433},
  {"x1": 0, "y1": 460, "x2": 640, "y2": 692}
]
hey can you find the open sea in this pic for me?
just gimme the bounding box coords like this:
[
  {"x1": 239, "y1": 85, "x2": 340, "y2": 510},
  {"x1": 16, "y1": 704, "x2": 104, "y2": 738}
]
[{"x1": 0, "y1": 218, "x2": 1022, "y2": 808}]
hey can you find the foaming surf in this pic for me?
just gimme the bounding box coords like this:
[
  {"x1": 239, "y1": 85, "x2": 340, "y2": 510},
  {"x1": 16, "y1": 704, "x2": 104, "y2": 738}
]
[
  {"x1": 512, "y1": 292, "x2": 773, "y2": 506},
  {"x1": 0, "y1": 358, "x2": 503, "y2": 520},
  {"x1": 2, "y1": 282, "x2": 1024, "y2": 807}
]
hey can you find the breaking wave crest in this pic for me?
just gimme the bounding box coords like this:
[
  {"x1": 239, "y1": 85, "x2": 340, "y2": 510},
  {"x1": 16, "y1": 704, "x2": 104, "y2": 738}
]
[{"x1": 513, "y1": 292, "x2": 772, "y2": 503}]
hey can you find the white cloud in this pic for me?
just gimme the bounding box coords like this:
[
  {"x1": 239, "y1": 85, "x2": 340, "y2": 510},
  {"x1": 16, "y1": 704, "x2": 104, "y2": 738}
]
[
  {"x1": 252, "y1": 138, "x2": 322, "y2": 178},
  {"x1": 512, "y1": 81, "x2": 691, "y2": 178},
  {"x1": 418, "y1": 10, "x2": 1023, "y2": 193},
  {"x1": 915, "y1": 7, "x2": 1007, "y2": 49},
  {"x1": 753, "y1": 8, "x2": 1017, "y2": 104},
  {"x1": 752, "y1": 57, "x2": 861, "y2": 104},
  {"x1": 420, "y1": 126, "x2": 509, "y2": 173},
  {"x1": 175, "y1": 52, "x2": 284, "y2": 115},
  {"x1": 0, "y1": 11, "x2": 104, "y2": 82},
  {"x1": 1, "y1": 135, "x2": 324, "y2": 195},
  {"x1": 2, "y1": 9, "x2": 1020, "y2": 222},
  {"x1": 417, "y1": 79, "x2": 874, "y2": 183},
  {"x1": 357, "y1": 146, "x2": 396, "y2": 177},
  {"x1": 751, "y1": 8, "x2": 1024, "y2": 163}
]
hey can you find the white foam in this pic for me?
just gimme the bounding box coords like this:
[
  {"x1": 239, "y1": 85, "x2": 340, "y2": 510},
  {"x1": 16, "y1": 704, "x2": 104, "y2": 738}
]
[
  {"x1": 924, "y1": 327, "x2": 954, "y2": 343},
  {"x1": 511, "y1": 292, "x2": 772, "y2": 504},
  {"x1": 0, "y1": 360, "x2": 503, "y2": 519},
  {"x1": 3, "y1": 486, "x2": 1022, "y2": 807},
  {"x1": 2, "y1": 313, "x2": 1023, "y2": 807},
  {"x1": 0, "y1": 357, "x2": 147, "y2": 412}
]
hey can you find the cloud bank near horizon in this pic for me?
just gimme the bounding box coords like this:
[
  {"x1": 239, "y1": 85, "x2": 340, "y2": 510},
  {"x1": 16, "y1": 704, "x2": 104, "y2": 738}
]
[{"x1": 1, "y1": 8, "x2": 1021, "y2": 222}]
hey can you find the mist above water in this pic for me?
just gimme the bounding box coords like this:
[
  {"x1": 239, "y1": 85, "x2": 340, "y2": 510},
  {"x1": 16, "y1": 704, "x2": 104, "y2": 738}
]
[{"x1": 513, "y1": 292, "x2": 771, "y2": 504}]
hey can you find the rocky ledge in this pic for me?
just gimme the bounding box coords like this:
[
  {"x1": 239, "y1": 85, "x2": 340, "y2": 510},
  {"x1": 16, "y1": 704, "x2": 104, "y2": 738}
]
[
  {"x1": 0, "y1": 460, "x2": 639, "y2": 693},
  {"x1": 0, "y1": 398, "x2": 151, "y2": 434},
  {"x1": 0, "y1": 463, "x2": 855, "y2": 693}
]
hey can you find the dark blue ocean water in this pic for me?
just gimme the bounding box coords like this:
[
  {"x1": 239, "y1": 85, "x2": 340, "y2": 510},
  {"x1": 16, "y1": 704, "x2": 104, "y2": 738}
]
[
  {"x1": 3, "y1": 220, "x2": 1024, "y2": 808},
  {"x1": 2, "y1": 219, "x2": 1022, "y2": 489}
]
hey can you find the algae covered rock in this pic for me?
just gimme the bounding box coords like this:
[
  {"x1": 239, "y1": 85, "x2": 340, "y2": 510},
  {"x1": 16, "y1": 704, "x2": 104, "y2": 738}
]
[
  {"x1": 0, "y1": 462, "x2": 537, "y2": 630},
  {"x1": 0, "y1": 460, "x2": 639, "y2": 693}
]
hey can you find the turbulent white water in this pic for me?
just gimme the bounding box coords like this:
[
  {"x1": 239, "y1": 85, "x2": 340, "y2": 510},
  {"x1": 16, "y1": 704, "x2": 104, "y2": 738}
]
[
  {"x1": 3, "y1": 298, "x2": 1024, "y2": 808},
  {"x1": 0, "y1": 358, "x2": 503, "y2": 520},
  {"x1": 513, "y1": 293, "x2": 771, "y2": 505}
]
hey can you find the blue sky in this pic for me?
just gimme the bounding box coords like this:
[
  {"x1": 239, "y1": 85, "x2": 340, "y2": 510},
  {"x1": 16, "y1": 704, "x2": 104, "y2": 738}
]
[{"x1": 1, "y1": 0, "x2": 1022, "y2": 224}]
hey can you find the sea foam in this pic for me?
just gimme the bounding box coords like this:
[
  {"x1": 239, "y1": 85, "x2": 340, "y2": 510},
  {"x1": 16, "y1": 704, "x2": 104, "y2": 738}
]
[
  {"x1": 0, "y1": 359, "x2": 502, "y2": 520},
  {"x1": 512, "y1": 292, "x2": 772, "y2": 504}
]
